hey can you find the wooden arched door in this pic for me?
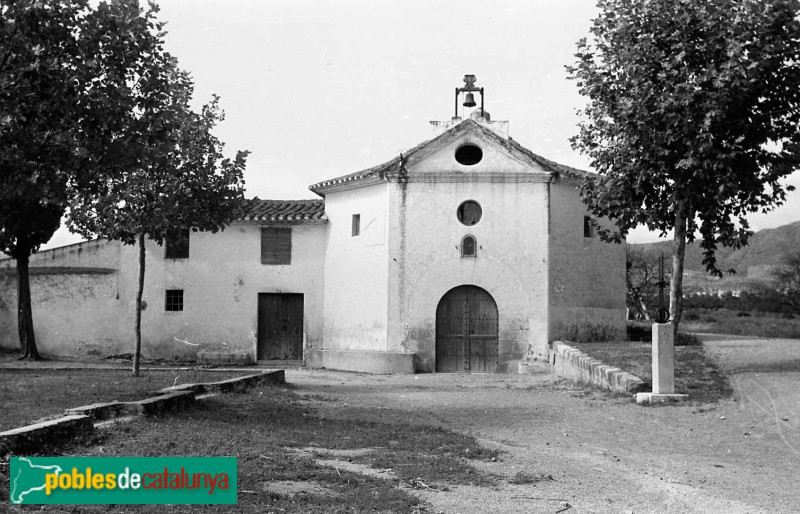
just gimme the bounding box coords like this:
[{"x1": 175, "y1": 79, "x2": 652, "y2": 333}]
[{"x1": 435, "y1": 285, "x2": 498, "y2": 373}]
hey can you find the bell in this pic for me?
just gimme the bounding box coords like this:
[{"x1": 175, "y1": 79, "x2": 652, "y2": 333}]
[{"x1": 463, "y1": 92, "x2": 476, "y2": 108}]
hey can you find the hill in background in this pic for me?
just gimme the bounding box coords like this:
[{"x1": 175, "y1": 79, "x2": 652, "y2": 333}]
[{"x1": 630, "y1": 220, "x2": 800, "y2": 294}]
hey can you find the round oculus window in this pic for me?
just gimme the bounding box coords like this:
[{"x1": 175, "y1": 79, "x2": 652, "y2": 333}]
[
  {"x1": 457, "y1": 200, "x2": 482, "y2": 226},
  {"x1": 455, "y1": 144, "x2": 483, "y2": 165}
]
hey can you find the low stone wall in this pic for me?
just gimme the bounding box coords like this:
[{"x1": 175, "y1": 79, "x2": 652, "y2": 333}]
[
  {"x1": 550, "y1": 341, "x2": 646, "y2": 394},
  {"x1": 155, "y1": 370, "x2": 285, "y2": 395},
  {"x1": 0, "y1": 415, "x2": 93, "y2": 455},
  {"x1": 307, "y1": 349, "x2": 415, "y2": 374},
  {"x1": 0, "y1": 370, "x2": 286, "y2": 456}
]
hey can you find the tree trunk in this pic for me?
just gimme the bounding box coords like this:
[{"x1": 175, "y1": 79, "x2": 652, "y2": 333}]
[
  {"x1": 670, "y1": 207, "x2": 688, "y2": 340},
  {"x1": 16, "y1": 254, "x2": 41, "y2": 360},
  {"x1": 638, "y1": 298, "x2": 652, "y2": 322},
  {"x1": 133, "y1": 233, "x2": 146, "y2": 376}
]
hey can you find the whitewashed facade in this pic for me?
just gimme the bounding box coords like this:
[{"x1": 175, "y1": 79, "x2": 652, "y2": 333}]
[{"x1": 0, "y1": 115, "x2": 625, "y2": 373}]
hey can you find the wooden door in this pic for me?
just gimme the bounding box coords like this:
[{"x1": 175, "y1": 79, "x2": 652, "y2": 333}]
[
  {"x1": 435, "y1": 285, "x2": 498, "y2": 372},
  {"x1": 257, "y1": 293, "x2": 303, "y2": 360}
]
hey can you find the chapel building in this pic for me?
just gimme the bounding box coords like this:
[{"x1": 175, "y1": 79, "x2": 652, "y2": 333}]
[{"x1": 0, "y1": 80, "x2": 626, "y2": 373}]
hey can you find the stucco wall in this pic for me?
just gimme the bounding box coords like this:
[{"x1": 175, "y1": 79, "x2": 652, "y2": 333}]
[
  {"x1": 130, "y1": 222, "x2": 326, "y2": 361},
  {"x1": 0, "y1": 238, "x2": 118, "y2": 270},
  {"x1": 0, "y1": 240, "x2": 131, "y2": 356},
  {"x1": 548, "y1": 179, "x2": 627, "y2": 342},
  {"x1": 321, "y1": 184, "x2": 390, "y2": 351},
  {"x1": 0, "y1": 224, "x2": 326, "y2": 361},
  {"x1": 0, "y1": 271, "x2": 132, "y2": 356},
  {"x1": 387, "y1": 138, "x2": 551, "y2": 372}
]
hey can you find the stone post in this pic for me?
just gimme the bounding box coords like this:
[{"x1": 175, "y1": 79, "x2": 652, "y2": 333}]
[
  {"x1": 652, "y1": 322, "x2": 674, "y2": 394},
  {"x1": 635, "y1": 322, "x2": 688, "y2": 404}
]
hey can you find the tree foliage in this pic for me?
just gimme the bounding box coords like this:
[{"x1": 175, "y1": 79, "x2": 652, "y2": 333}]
[
  {"x1": 0, "y1": 0, "x2": 164, "y2": 358},
  {"x1": 568, "y1": 0, "x2": 800, "y2": 332},
  {"x1": 69, "y1": 47, "x2": 248, "y2": 376},
  {"x1": 771, "y1": 250, "x2": 800, "y2": 310}
]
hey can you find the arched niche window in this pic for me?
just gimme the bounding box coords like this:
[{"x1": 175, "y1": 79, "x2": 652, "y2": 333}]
[{"x1": 461, "y1": 235, "x2": 477, "y2": 258}]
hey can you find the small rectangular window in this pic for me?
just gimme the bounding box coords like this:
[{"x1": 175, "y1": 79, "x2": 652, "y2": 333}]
[
  {"x1": 352, "y1": 214, "x2": 361, "y2": 237},
  {"x1": 261, "y1": 227, "x2": 292, "y2": 265},
  {"x1": 165, "y1": 290, "x2": 184, "y2": 311},
  {"x1": 583, "y1": 216, "x2": 595, "y2": 238},
  {"x1": 165, "y1": 229, "x2": 190, "y2": 259}
]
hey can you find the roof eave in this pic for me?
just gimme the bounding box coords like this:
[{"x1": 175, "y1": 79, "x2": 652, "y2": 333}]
[
  {"x1": 235, "y1": 217, "x2": 327, "y2": 225},
  {"x1": 309, "y1": 174, "x2": 387, "y2": 196}
]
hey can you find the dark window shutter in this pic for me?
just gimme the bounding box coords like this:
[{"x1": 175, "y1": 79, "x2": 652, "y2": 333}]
[
  {"x1": 165, "y1": 229, "x2": 190, "y2": 259},
  {"x1": 352, "y1": 214, "x2": 361, "y2": 237},
  {"x1": 261, "y1": 228, "x2": 292, "y2": 264}
]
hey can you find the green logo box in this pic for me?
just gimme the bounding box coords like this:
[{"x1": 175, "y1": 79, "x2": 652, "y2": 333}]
[{"x1": 10, "y1": 456, "x2": 237, "y2": 505}]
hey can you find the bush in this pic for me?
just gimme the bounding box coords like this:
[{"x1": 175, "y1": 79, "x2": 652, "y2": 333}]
[
  {"x1": 559, "y1": 323, "x2": 620, "y2": 343},
  {"x1": 675, "y1": 333, "x2": 701, "y2": 346},
  {"x1": 626, "y1": 322, "x2": 701, "y2": 346},
  {"x1": 627, "y1": 323, "x2": 651, "y2": 342}
]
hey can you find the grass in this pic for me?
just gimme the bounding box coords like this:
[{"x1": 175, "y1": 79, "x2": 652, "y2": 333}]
[
  {"x1": 572, "y1": 341, "x2": 733, "y2": 404},
  {"x1": 0, "y1": 383, "x2": 499, "y2": 513},
  {"x1": 0, "y1": 369, "x2": 252, "y2": 431},
  {"x1": 681, "y1": 308, "x2": 800, "y2": 339}
]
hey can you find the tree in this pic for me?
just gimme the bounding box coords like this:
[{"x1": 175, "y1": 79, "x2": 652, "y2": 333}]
[
  {"x1": 771, "y1": 251, "x2": 800, "y2": 311},
  {"x1": 626, "y1": 246, "x2": 670, "y2": 321},
  {"x1": 0, "y1": 0, "x2": 163, "y2": 359},
  {"x1": 69, "y1": 52, "x2": 248, "y2": 376},
  {"x1": 568, "y1": 0, "x2": 800, "y2": 337}
]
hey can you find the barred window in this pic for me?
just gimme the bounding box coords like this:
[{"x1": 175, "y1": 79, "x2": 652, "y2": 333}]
[
  {"x1": 352, "y1": 214, "x2": 361, "y2": 237},
  {"x1": 165, "y1": 290, "x2": 184, "y2": 312}
]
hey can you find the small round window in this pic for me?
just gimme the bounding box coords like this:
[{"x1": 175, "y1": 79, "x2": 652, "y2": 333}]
[
  {"x1": 455, "y1": 144, "x2": 483, "y2": 165},
  {"x1": 457, "y1": 200, "x2": 482, "y2": 226}
]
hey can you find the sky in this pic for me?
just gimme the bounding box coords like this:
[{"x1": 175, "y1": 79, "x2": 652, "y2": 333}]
[{"x1": 43, "y1": 0, "x2": 800, "y2": 249}]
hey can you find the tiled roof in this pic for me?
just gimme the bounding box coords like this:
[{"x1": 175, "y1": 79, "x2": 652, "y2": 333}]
[
  {"x1": 239, "y1": 199, "x2": 326, "y2": 222},
  {"x1": 308, "y1": 119, "x2": 590, "y2": 194},
  {"x1": 307, "y1": 155, "x2": 403, "y2": 192}
]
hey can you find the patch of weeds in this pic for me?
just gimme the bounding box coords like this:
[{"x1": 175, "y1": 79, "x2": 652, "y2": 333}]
[
  {"x1": 0, "y1": 384, "x2": 498, "y2": 512},
  {"x1": 572, "y1": 342, "x2": 733, "y2": 404},
  {"x1": 297, "y1": 393, "x2": 335, "y2": 403},
  {"x1": 356, "y1": 446, "x2": 496, "y2": 487},
  {"x1": 268, "y1": 409, "x2": 500, "y2": 486},
  {"x1": 676, "y1": 332, "x2": 702, "y2": 346},
  {"x1": 559, "y1": 322, "x2": 621, "y2": 343},
  {"x1": 0, "y1": 369, "x2": 253, "y2": 431},
  {"x1": 682, "y1": 308, "x2": 800, "y2": 338},
  {"x1": 566, "y1": 381, "x2": 635, "y2": 402},
  {"x1": 626, "y1": 322, "x2": 651, "y2": 342},
  {"x1": 508, "y1": 470, "x2": 554, "y2": 485}
]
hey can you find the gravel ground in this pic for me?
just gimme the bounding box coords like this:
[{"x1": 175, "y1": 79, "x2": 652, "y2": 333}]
[{"x1": 286, "y1": 337, "x2": 800, "y2": 514}]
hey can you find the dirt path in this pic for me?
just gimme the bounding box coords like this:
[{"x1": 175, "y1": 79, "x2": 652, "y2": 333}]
[{"x1": 285, "y1": 340, "x2": 800, "y2": 514}]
